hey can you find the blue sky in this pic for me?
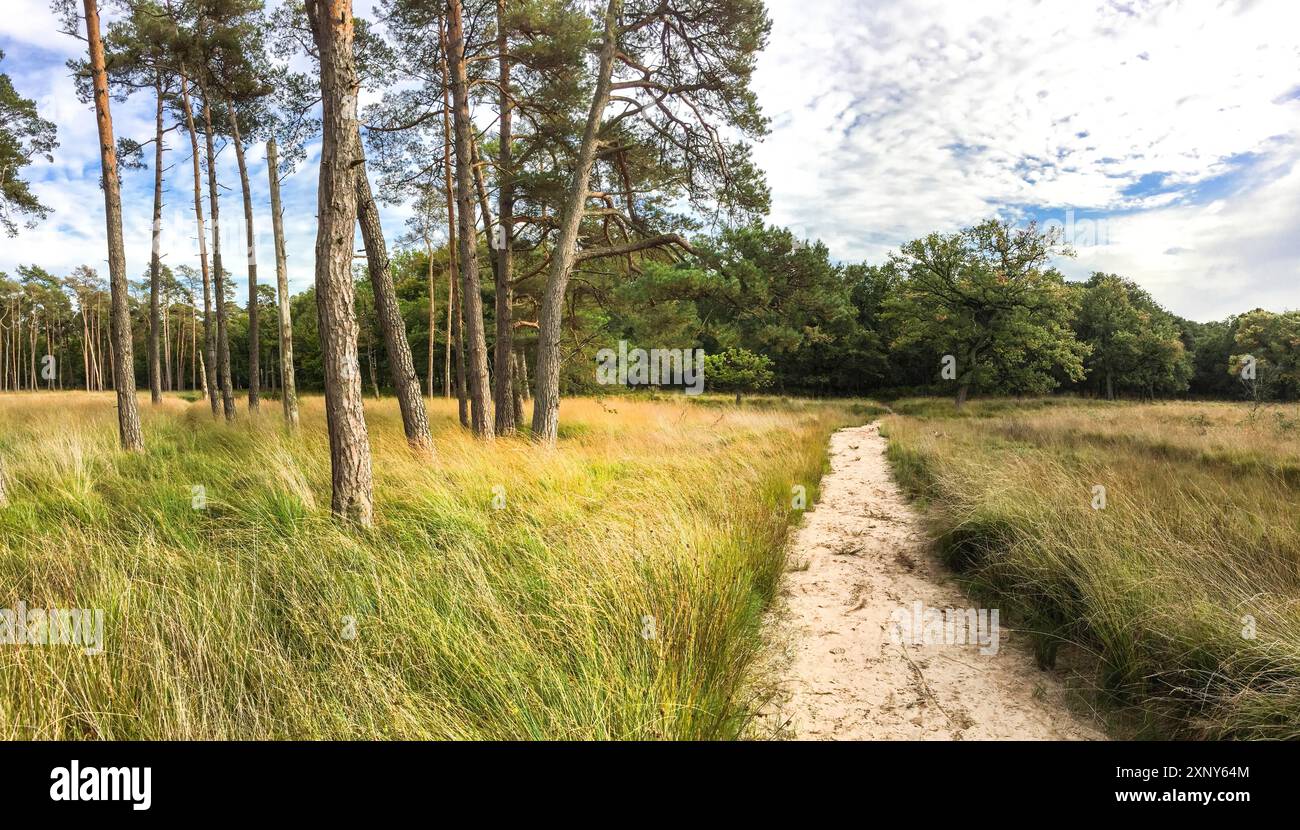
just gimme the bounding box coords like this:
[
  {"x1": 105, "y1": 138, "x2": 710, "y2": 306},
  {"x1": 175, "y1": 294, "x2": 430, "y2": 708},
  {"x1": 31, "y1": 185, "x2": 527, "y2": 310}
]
[{"x1": 3, "y1": 0, "x2": 1299, "y2": 322}]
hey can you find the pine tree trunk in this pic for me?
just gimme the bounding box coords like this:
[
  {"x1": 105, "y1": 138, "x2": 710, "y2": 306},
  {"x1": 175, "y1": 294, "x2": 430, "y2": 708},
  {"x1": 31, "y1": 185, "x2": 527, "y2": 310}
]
[
  {"x1": 425, "y1": 235, "x2": 435, "y2": 398},
  {"x1": 355, "y1": 153, "x2": 432, "y2": 451},
  {"x1": 439, "y1": 24, "x2": 456, "y2": 402},
  {"x1": 511, "y1": 350, "x2": 525, "y2": 427},
  {"x1": 267, "y1": 138, "x2": 299, "y2": 428},
  {"x1": 453, "y1": 277, "x2": 468, "y2": 427},
  {"x1": 492, "y1": 0, "x2": 516, "y2": 435},
  {"x1": 309, "y1": 0, "x2": 374, "y2": 526},
  {"x1": 446, "y1": 0, "x2": 493, "y2": 438},
  {"x1": 229, "y1": 104, "x2": 259, "y2": 413},
  {"x1": 179, "y1": 75, "x2": 219, "y2": 416},
  {"x1": 148, "y1": 73, "x2": 164, "y2": 405},
  {"x1": 201, "y1": 83, "x2": 235, "y2": 420},
  {"x1": 531, "y1": 0, "x2": 622, "y2": 445},
  {"x1": 84, "y1": 0, "x2": 143, "y2": 451}
]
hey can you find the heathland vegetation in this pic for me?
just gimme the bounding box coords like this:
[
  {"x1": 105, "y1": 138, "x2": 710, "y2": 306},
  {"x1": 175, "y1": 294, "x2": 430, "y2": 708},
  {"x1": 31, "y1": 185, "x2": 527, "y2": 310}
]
[
  {"x1": 0, "y1": 0, "x2": 1297, "y2": 740},
  {"x1": 884, "y1": 398, "x2": 1300, "y2": 738}
]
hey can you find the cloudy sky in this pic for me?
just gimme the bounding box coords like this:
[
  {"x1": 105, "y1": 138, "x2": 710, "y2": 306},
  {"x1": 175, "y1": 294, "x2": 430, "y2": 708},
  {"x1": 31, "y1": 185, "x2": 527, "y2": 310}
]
[{"x1": 2, "y1": 0, "x2": 1297, "y2": 321}]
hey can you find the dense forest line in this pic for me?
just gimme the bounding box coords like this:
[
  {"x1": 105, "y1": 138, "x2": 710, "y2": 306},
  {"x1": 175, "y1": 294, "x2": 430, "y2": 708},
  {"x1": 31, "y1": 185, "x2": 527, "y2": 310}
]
[{"x1": 3, "y1": 221, "x2": 1297, "y2": 403}]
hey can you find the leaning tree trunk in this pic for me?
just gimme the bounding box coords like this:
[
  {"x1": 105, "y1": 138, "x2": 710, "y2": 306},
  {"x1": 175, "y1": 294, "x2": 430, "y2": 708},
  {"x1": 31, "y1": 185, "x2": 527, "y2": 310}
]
[
  {"x1": 531, "y1": 0, "x2": 621, "y2": 445},
  {"x1": 446, "y1": 0, "x2": 493, "y2": 439},
  {"x1": 148, "y1": 73, "x2": 165, "y2": 405},
  {"x1": 266, "y1": 138, "x2": 299, "y2": 428},
  {"x1": 492, "y1": 0, "x2": 516, "y2": 435},
  {"x1": 229, "y1": 104, "x2": 259, "y2": 413},
  {"x1": 355, "y1": 150, "x2": 433, "y2": 452},
  {"x1": 179, "y1": 75, "x2": 218, "y2": 415},
  {"x1": 84, "y1": 0, "x2": 143, "y2": 451},
  {"x1": 201, "y1": 84, "x2": 235, "y2": 420},
  {"x1": 308, "y1": 0, "x2": 374, "y2": 526}
]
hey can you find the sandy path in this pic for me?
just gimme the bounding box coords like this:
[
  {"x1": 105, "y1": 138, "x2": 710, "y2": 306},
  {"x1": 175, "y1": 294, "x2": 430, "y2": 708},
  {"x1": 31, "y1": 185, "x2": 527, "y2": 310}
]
[{"x1": 760, "y1": 423, "x2": 1105, "y2": 740}]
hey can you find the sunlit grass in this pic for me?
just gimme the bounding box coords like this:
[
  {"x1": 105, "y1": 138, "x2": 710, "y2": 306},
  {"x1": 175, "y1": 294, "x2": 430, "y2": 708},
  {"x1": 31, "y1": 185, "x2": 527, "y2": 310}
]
[
  {"x1": 882, "y1": 397, "x2": 1300, "y2": 738},
  {"x1": 0, "y1": 391, "x2": 856, "y2": 739}
]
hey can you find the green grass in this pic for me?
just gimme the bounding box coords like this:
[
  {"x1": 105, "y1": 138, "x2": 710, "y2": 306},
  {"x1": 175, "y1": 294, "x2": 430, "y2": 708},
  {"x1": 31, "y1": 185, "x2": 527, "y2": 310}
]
[
  {"x1": 0, "y1": 391, "x2": 858, "y2": 739},
  {"x1": 881, "y1": 397, "x2": 1300, "y2": 738}
]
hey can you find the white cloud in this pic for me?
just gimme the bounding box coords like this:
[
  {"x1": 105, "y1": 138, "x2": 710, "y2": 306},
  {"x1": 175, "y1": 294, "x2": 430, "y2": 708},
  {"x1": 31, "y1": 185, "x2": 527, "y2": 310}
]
[
  {"x1": 5, "y1": 0, "x2": 1297, "y2": 323},
  {"x1": 753, "y1": 0, "x2": 1300, "y2": 320}
]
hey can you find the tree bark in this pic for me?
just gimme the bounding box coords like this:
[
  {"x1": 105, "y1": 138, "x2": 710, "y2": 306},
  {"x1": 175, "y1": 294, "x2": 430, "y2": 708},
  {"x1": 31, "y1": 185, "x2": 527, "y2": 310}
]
[
  {"x1": 308, "y1": 0, "x2": 374, "y2": 526},
  {"x1": 266, "y1": 138, "x2": 299, "y2": 428},
  {"x1": 355, "y1": 147, "x2": 433, "y2": 451},
  {"x1": 200, "y1": 82, "x2": 236, "y2": 420},
  {"x1": 446, "y1": 0, "x2": 493, "y2": 439},
  {"x1": 531, "y1": 0, "x2": 622, "y2": 445},
  {"x1": 511, "y1": 350, "x2": 525, "y2": 426},
  {"x1": 228, "y1": 103, "x2": 259, "y2": 412},
  {"x1": 424, "y1": 234, "x2": 435, "y2": 397},
  {"x1": 453, "y1": 274, "x2": 468, "y2": 426},
  {"x1": 148, "y1": 73, "x2": 164, "y2": 405},
  {"x1": 179, "y1": 75, "x2": 219, "y2": 415},
  {"x1": 492, "y1": 0, "x2": 515, "y2": 435},
  {"x1": 84, "y1": 0, "x2": 143, "y2": 451},
  {"x1": 439, "y1": 16, "x2": 456, "y2": 402}
]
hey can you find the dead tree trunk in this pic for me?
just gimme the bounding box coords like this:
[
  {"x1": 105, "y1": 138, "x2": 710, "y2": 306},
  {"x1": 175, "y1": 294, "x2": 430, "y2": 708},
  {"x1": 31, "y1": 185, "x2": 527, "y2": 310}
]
[{"x1": 84, "y1": 0, "x2": 143, "y2": 451}]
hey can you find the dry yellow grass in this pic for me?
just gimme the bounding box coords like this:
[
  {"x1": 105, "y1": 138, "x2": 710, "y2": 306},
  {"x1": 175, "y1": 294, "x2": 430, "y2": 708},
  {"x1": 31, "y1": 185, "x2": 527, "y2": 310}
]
[
  {"x1": 882, "y1": 398, "x2": 1300, "y2": 737},
  {"x1": 0, "y1": 391, "x2": 857, "y2": 739}
]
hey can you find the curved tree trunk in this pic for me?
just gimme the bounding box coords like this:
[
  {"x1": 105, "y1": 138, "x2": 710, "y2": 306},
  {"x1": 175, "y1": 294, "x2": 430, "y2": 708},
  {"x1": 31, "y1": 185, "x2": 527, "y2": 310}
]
[
  {"x1": 266, "y1": 138, "x2": 299, "y2": 428},
  {"x1": 531, "y1": 0, "x2": 622, "y2": 445},
  {"x1": 84, "y1": 0, "x2": 143, "y2": 451},
  {"x1": 354, "y1": 150, "x2": 433, "y2": 451},
  {"x1": 308, "y1": 0, "x2": 374, "y2": 526},
  {"x1": 228, "y1": 104, "x2": 259, "y2": 413},
  {"x1": 446, "y1": 0, "x2": 493, "y2": 439}
]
